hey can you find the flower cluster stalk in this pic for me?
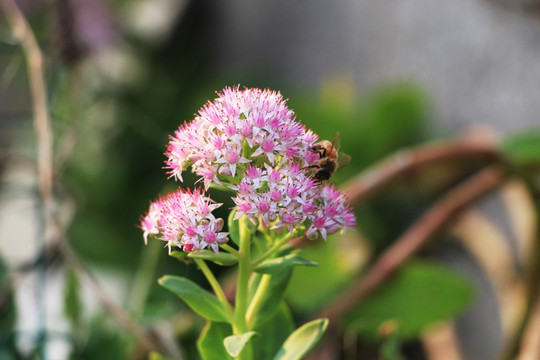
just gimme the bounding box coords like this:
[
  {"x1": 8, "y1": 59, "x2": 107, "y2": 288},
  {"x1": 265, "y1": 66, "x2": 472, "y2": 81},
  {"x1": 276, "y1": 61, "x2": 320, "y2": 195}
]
[{"x1": 234, "y1": 216, "x2": 252, "y2": 334}]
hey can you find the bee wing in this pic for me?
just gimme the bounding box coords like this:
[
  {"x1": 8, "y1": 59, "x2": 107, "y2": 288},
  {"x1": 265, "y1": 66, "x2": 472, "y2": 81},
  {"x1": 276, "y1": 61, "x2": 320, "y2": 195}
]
[
  {"x1": 332, "y1": 132, "x2": 340, "y2": 151},
  {"x1": 337, "y1": 152, "x2": 351, "y2": 169}
]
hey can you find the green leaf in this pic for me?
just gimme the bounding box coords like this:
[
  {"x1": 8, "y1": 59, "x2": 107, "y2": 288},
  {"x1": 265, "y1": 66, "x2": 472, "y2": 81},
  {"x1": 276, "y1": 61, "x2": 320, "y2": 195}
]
[
  {"x1": 247, "y1": 272, "x2": 263, "y2": 302},
  {"x1": 255, "y1": 254, "x2": 318, "y2": 274},
  {"x1": 379, "y1": 335, "x2": 405, "y2": 360},
  {"x1": 286, "y1": 236, "x2": 363, "y2": 314},
  {"x1": 347, "y1": 261, "x2": 474, "y2": 340},
  {"x1": 248, "y1": 246, "x2": 297, "y2": 301},
  {"x1": 250, "y1": 269, "x2": 293, "y2": 328},
  {"x1": 188, "y1": 250, "x2": 238, "y2": 266},
  {"x1": 502, "y1": 132, "x2": 540, "y2": 166},
  {"x1": 224, "y1": 331, "x2": 258, "y2": 357},
  {"x1": 71, "y1": 316, "x2": 131, "y2": 359},
  {"x1": 159, "y1": 275, "x2": 231, "y2": 323},
  {"x1": 197, "y1": 322, "x2": 234, "y2": 360},
  {"x1": 252, "y1": 304, "x2": 295, "y2": 360},
  {"x1": 148, "y1": 352, "x2": 171, "y2": 360},
  {"x1": 228, "y1": 210, "x2": 240, "y2": 246},
  {"x1": 64, "y1": 268, "x2": 81, "y2": 327},
  {"x1": 0, "y1": 255, "x2": 15, "y2": 333},
  {"x1": 272, "y1": 318, "x2": 329, "y2": 360},
  {"x1": 169, "y1": 251, "x2": 187, "y2": 260}
]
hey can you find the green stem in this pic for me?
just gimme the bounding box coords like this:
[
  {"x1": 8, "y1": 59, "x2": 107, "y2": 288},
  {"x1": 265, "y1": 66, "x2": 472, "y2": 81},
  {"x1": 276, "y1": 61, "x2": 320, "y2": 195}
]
[
  {"x1": 234, "y1": 216, "x2": 252, "y2": 334},
  {"x1": 194, "y1": 259, "x2": 234, "y2": 316},
  {"x1": 251, "y1": 232, "x2": 295, "y2": 267},
  {"x1": 220, "y1": 243, "x2": 239, "y2": 257},
  {"x1": 245, "y1": 274, "x2": 272, "y2": 328}
]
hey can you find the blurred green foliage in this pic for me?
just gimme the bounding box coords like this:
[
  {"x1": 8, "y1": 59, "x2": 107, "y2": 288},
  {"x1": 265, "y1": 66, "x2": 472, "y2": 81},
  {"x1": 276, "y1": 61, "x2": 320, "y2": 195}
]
[
  {"x1": 289, "y1": 80, "x2": 429, "y2": 181},
  {"x1": 345, "y1": 261, "x2": 473, "y2": 340},
  {"x1": 502, "y1": 131, "x2": 540, "y2": 167},
  {"x1": 286, "y1": 234, "x2": 362, "y2": 315}
]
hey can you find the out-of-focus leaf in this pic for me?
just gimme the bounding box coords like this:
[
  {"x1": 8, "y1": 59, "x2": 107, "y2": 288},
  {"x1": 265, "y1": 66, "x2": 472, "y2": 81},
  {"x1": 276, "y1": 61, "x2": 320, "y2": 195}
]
[
  {"x1": 254, "y1": 254, "x2": 318, "y2": 274},
  {"x1": 379, "y1": 335, "x2": 405, "y2": 360},
  {"x1": 228, "y1": 210, "x2": 240, "y2": 246},
  {"x1": 224, "y1": 331, "x2": 258, "y2": 357},
  {"x1": 64, "y1": 268, "x2": 82, "y2": 327},
  {"x1": 169, "y1": 251, "x2": 187, "y2": 260},
  {"x1": 252, "y1": 304, "x2": 295, "y2": 360},
  {"x1": 188, "y1": 250, "x2": 238, "y2": 266},
  {"x1": 69, "y1": 316, "x2": 130, "y2": 359},
  {"x1": 347, "y1": 261, "x2": 474, "y2": 340},
  {"x1": 250, "y1": 270, "x2": 293, "y2": 328},
  {"x1": 158, "y1": 275, "x2": 231, "y2": 323},
  {"x1": 286, "y1": 234, "x2": 364, "y2": 314},
  {"x1": 502, "y1": 132, "x2": 540, "y2": 166},
  {"x1": 197, "y1": 322, "x2": 233, "y2": 360},
  {"x1": 0, "y1": 349, "x2": 14, "y2": 360},
  {"x1": 358, "y1": 84, "x2": 427, "y2": 163},
  {"x1": 271, "y1": 318, "x2": 329, "y2": 360},
  {"x1": 148, "y1": 352, "x2": 170, "y2": 360},
  {"x1": 0, "y1": 255, "x2": 15, "y2": 334},
  {"x1": 289, "y1": 81, "x2": 428, "y2": 183}
]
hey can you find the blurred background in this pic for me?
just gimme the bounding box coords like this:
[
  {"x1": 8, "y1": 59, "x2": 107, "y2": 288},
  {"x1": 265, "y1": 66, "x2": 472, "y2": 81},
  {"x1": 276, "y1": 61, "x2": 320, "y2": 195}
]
[{"x1": 1, "y1": 0, "x2": 540, "y2": 359}]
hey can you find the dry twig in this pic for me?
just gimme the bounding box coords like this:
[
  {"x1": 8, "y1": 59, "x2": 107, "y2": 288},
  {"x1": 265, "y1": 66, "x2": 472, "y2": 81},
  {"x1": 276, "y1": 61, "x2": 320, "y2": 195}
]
[
  {"x1": 505, "y1": 175, "x2": 540, "y2": 360},
  {"x1": 341, "y1": 139, "x2": 499, "y2": 205},
  {"x1": 516, "y1": 294, "x2": 540, "y2": 360},
  {"x1": 1, "y1": 0, "x2": 53, "y2": 205}
]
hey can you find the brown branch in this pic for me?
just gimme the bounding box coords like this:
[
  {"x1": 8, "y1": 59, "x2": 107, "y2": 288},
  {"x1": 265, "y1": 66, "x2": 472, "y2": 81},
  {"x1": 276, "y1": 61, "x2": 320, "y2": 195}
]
[
  {"x1": 1, "y1": 0, "x2": 53, "y2": 205},
  {"x1": 318, "y1": 166, "x2": 505, "y2": 326},
  {"x1": 504, "y1": 174, "x2": 540, "y2": 360},
  {"x1": 341, "y1": 139, "x2": 499, "y2": 205},
  {"x1": 516, "y1": 294, "x2": 540, "y2": 360}
]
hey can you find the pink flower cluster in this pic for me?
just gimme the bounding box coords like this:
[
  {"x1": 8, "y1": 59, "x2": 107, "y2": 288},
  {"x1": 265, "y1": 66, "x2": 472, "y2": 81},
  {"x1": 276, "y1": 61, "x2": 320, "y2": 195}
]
[
  {"x1": 165, "y1": 87, "x2": 320, "y2": 189},
  {"x1": 305, "y1": 185, "x2": 357, "y2": 240},
  {"x1": 231, "y1": 162, "x2": 355, "y2": 239},
  {"x1": 141, "y1": 86, "x2": 355, "y2": 252},
  {"x1": 140, "y1": 188, "x2": 228, "y2": 253}
]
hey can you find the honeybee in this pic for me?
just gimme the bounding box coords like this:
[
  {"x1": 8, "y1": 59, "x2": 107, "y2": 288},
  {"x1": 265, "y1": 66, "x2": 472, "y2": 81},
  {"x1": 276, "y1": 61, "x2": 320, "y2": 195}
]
[{"x1": 308, "y1": 132, "x2": 351, "y2": 182}]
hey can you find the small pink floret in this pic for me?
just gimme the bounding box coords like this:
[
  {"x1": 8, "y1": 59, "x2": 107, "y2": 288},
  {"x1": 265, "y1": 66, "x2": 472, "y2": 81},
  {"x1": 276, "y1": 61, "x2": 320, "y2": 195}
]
[{"x1": 258, "y1": 201, "x2": 270, "y2": 212}]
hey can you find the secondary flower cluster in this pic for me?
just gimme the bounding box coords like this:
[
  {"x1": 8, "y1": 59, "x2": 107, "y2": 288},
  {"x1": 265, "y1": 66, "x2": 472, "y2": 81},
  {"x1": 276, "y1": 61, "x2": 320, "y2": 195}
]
[
  {"x1": 140, "y1": 86, "x2": 355, "y2": 252},
  {"x1": 231, "y1": 163, "x2": 355, "y2": 239},
  {"x1": 140, "y1": 188, "x2": 228, "y2": 253}
]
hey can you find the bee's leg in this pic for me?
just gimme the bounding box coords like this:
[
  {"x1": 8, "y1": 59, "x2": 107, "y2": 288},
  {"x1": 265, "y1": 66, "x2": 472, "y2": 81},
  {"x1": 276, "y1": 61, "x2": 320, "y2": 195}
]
[{"x1": 310, "y1": 145, "x2": 326, "y2": 158}]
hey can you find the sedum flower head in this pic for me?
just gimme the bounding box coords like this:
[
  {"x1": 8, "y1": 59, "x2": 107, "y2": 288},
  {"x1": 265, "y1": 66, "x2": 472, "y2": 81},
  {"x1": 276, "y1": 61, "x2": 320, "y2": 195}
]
[
  {"x1": 165, "y1": 86, "x2": 319, "y2": 189},
  {"x1": 140, "y1": 188, "x2": 228, "y2": 253},
  {"x1": 142, "y1": 86, "x2": 356, "y2": 250}
]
